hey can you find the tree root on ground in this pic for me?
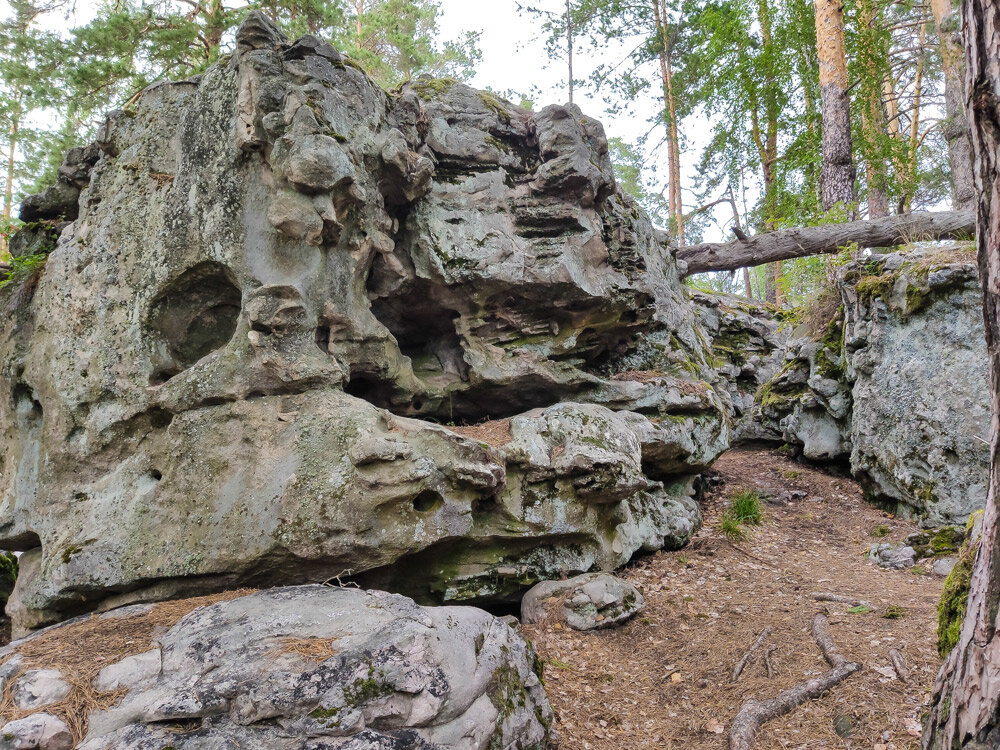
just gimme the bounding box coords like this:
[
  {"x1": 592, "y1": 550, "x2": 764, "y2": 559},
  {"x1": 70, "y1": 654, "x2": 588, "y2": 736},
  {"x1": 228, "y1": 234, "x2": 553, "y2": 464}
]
[
  {"x1": 732, "y1": 626, "x2": 774, "y2": 682},
  {"x1": 888, "y1": 648, "x2": 909, "y2": 683},
  {"x1": 811, "y1": 592, "x2": 873, "y2": 610},
  {"x1": 729, "y1": 614, "x2": 861, "y2": 750}
]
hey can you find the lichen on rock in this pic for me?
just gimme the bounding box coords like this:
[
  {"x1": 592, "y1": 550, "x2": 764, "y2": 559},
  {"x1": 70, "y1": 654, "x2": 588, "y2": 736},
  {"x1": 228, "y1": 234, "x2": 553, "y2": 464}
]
[
  {"x1": 0, "y1": 12, "x2": 728, "y2": 631},
  {"x1": 726, "y1": 245, "x2": 988, "y2": 525}
]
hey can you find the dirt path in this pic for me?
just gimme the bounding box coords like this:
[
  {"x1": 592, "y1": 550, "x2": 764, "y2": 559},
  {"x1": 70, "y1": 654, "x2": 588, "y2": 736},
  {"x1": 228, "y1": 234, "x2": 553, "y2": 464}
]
[{"x1": 524, "y1": 447, "x2": 946, "y2": 750}]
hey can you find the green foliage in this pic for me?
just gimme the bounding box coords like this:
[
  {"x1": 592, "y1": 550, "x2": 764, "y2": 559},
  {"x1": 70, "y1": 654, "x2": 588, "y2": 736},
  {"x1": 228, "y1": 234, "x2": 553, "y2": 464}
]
[
  {"x1": 728, "y1": 489, "x2": 763, "y2": 526},
  {"x1": 881, "y1": 604, "x2": 906, "y2": 619},
  {"x1": 719, "y1": 488, "x2": 762, "y2": 541},
  {"x1": 0, "y1": 251, "x2": 48, "y2": 290},
  {"x1": 847, "y1": 604, "x2": 873, "y2": 614},
  {"x1": 0, "y1": 0, "x2": 480, "y2": 214},
  {"x1": 0, "y1": 551, "x2": 17, "y2": 606},
  {"x1": 870, "y1": 523, "x2": 891, "y2": 538},
  {"x1": 608, "y1": 137, "x2": 668, "y2": 227},
  {"x1": 718, "y1": 513, "x2": 749, "y2": 542}
]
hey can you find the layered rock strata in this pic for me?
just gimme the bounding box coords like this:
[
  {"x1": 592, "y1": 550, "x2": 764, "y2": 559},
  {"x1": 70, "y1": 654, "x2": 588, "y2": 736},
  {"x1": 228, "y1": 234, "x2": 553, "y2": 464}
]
[{"x1": 0, "y1": 13, "x2": 728, "y2": 630}]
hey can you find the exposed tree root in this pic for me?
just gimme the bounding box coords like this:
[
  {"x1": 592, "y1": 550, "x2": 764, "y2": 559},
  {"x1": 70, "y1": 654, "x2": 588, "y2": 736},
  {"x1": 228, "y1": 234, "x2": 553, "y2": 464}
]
[
  {"x1": 733, "y1": 626, "x2": 774, "y2": 682},
  {"x1": 728, "y1": 614, "x2": 861, "y2": 750},
  {"x1": 811, "y1": 592, "x2": 873, "y2": 610},
  {"x1": 888, "y1": 648, "x2": 910, "y2": 684},
  {"x1": 763, "y1": 645, "x2": 777, "y2": 679},
  {"x1": 813, "y1": 613, "x2": 847, "y2": 667}
]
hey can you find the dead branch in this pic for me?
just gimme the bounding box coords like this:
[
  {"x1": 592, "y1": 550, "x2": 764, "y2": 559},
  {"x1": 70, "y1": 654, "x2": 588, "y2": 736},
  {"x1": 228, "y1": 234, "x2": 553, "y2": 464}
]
[
  {"x1": 888, "y1": 648, "x2": 910, "y2": 684},
  {"x1": 811, "y1": 592, "x2": 874, "y2": 610},
  {"x1": 676, "y1": 210, "x2": 975, "y2": 275},
  {"x1": 733, "y1": 626, "x2": 774, "y2": 682},
  {"x1": 728, "y1": 614, "x2": 861, "y2": 750}
]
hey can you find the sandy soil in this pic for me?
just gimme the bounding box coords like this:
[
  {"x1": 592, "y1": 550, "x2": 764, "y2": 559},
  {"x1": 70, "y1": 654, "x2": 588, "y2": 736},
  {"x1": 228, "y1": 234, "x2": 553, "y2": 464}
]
[{"x1": 524, "y1": 447, "x2": 946, "y2": 750}]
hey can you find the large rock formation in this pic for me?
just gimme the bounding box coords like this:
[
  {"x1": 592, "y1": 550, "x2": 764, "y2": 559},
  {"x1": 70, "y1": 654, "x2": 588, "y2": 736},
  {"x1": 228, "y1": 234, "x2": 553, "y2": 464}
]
[
  {"x1": 0, "y1": 586, "x2": 552, "y2": 748},
  {"x1": 692, "y1": 292, "x2": 789, "y2": 442},
  {"x1": 735, "y1": 246, "x2": 990, "y2": 525},
  {"x1": 0, "y1": 13, "x2": 727, "y2": 630}
]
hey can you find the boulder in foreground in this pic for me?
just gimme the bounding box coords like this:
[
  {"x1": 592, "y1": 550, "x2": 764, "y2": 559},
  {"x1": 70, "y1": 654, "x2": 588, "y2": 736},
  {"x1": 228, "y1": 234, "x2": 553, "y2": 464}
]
[{"x1": 0, "y1": 586, "x2": 552, "y2": 749}]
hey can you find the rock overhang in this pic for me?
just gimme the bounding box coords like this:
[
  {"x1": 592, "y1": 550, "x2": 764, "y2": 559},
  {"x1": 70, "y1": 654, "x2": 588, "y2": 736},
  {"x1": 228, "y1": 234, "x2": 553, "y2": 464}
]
[{"x1": 0, "y1": 12, "x2": 729, "y2": 631}]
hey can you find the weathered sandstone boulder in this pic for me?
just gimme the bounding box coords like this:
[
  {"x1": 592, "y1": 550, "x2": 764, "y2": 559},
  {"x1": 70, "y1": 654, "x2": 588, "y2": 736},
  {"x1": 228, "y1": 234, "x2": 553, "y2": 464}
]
[
  {"x1": 0, "y1": 586, "x2": 552, "y2": 749},
  {"x1": 693, "y1": 292, "x2": 790, "y2": 442},
  {"x1": 743, "y1": 246, "x2": 989, "y2": 524},
  {"x1": 0, "y1": 13, "x2": 727, "y2": 629},
  {"x1": 521, "y1": 572, "x2": 644, "y2": 630}
]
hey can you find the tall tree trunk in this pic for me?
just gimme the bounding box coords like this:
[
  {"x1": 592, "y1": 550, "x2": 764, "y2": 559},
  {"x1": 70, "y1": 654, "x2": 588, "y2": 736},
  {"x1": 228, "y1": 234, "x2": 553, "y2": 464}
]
[
  {"x1": 931, "y1": 0, "x2": 975, "y2": 211},
  {"x1": 1, "y1": 108, "x2": 19, "y2": 260},
  {"x1": 756, "y1": 0, "x2": 783, "y2": 304},
  {"x1": 815, "y1": 0, "x2": 856, "y2": 210},
  {"x1": 666, "y1": 50, "x2": 684, "y2": 245},
  {"x1": 566, "y1": 0, "x2": 574, "y2": 104},
  {"x1": 899, "y1": 23, "x2": 926, "y2": 213},
  {"x1": 356, "y1": 0, "x2": 364, "y2": 49},
  {"x1": 654, "y1": 0, "x2": 684, "y2": 245},
  {"x1": 923, "y1": 3, "x2": 1000, "y2": 744},
  {"x1": 857, "y1": 0, "x2": 888, "y2": 218},
  {"x1": 203, "y1": 0, "x2": 225, "y2": 59}
]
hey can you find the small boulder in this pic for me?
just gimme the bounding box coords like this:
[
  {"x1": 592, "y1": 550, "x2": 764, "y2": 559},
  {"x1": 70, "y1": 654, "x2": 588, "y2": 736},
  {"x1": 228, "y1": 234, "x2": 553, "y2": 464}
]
[
  {"x1": 522, "y1": 572, "x2": 645, "y2": 630},
  {"x1": 868, "y1": 543, "x2": 916, "y2": 570},
  {"x1": 0, "y1": 714, "x2": 73, "y2": 750},
  {"x1": 12, "y1": 669, "x2": 71, "y2": 711},
  {"x1": 932, "y1": 557, "x2": 958, "y2": 577}
]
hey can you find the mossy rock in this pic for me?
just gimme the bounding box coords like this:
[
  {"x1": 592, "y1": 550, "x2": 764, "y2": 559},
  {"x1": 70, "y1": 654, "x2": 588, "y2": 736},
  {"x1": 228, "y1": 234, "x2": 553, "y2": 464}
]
[
  {"x1": 909, "y1": 526, "x2": 965, "y2": 559},
  {"x1": 937, "y1": 512, "x2": 985, "y2": 656},
  {"x1": 409, "y1": 76, "x2": 459, "y2": 101}
]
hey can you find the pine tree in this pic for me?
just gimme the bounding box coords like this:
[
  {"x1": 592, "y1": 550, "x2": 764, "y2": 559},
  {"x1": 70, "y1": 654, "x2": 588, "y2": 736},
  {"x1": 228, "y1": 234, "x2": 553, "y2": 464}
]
[
  {"x1": 0, "y1": 0, "x2": 67, "y2": 258},
  {"x1": 923, "y1": 1, "x2": 1000, "y2": 743},
  {"x1": 815, "y1": 0, "x2": 855, "y2": 210}
]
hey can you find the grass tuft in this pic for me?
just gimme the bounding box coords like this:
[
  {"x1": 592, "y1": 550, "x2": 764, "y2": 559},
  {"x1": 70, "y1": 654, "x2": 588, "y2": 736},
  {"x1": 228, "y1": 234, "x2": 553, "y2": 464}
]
[
  {"x1": 719, "y1": 514, "x2": 749, "y2": 542},
  {"x1": 729, "y1": 489, "x2": 763, "y2": 526}
]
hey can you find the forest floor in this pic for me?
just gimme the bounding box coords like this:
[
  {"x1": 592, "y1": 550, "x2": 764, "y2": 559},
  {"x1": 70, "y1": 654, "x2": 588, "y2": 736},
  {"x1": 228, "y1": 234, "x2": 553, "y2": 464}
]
[{"x1": 523, "y1": 447, "x2": 946, "y2": 750}]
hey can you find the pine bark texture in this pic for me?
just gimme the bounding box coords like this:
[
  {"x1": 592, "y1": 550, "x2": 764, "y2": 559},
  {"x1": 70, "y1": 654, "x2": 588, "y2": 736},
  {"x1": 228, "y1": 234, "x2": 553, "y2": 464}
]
[
  {"x1": 932, "y1": 0, "x2": 976, "y2": 211},
  {"x1": 923, "y1": 2, "x2": 1000, "y2": 746},
  {"x1": 815, "y1": 0, "x2": 855, "y2": 210},
  {"x1": 654, "y1": 0, "x2": 684, "y2": 245},
  {"x1": 675, "y1": 210, "x2": 975, "y2": 275}
]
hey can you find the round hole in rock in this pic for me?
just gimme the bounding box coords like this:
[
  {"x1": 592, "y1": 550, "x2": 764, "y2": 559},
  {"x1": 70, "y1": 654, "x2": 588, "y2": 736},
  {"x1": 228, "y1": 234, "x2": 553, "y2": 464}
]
[
  {"x1": 412, "y1": 490, "x2": 443, "y2": 513},
  {"x1": 148, "y1": 263, "x2": 241, "y2": 372},
  {"x1": 149, "y1": 469, "x2": 163, "y2": 481}
]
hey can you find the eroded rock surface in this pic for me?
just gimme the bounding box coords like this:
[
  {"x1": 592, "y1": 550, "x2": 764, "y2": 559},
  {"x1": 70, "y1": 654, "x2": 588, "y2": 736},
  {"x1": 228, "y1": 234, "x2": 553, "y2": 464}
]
[
  {"x1": 0, "y1": 586, "x2": 552, "y2": 749},
  {"x1": 521, "y1": 572, "x2": 644, "y2": 630},
  {"x1": 692, "y1": 292, "x2": 789, "y2": 442},
  {"x1": 0, "y1": 13, "x2": 727, "y2": 629},
  {"x1": 739, "y1": 246, "x2": 989, "y2": 524}
]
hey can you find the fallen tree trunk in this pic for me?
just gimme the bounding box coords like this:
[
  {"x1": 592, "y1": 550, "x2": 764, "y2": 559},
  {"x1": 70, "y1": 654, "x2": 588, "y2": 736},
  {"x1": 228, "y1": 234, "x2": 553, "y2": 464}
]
[{"x1": 676, "y1": 210, "x2": 975, "y2": 275}]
